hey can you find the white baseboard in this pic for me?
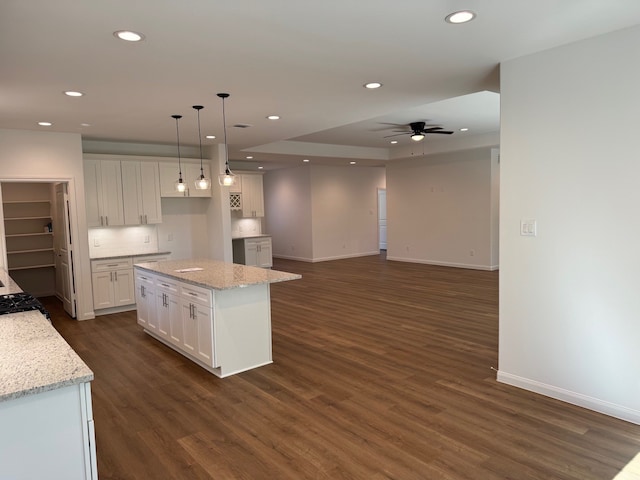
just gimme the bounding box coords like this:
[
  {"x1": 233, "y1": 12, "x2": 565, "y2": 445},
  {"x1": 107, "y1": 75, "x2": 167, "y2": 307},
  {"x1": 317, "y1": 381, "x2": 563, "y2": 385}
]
[
  {"x1": 497, "y1": 370, "x2": 640, "y2": 425},
  {"x1": 273, "y1": 251, "x2": 380, "y2": 263},
  {"x1": 386, "y1": 255, "x2": 498, "y2": 271},
  {"x1": 272, "y1": 253, "x2": 313, "y2": 262}
]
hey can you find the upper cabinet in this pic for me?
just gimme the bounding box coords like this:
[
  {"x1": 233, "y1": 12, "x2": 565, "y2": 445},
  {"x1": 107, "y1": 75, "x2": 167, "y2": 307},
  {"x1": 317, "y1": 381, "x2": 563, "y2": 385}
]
[
  {"x1": 239, "y1": 173, "x2": 264, "y2": 218},
  {"x1": 84, "y1": 157, "x2": 162, "y2": 227},
  {"x1": 84, "y1": 159, "x2": 125, "y2": 227},
  {"x1": 121, "y1": 161, "x2": 162, "y2": 224},
  {"x1": 159, "y1": 163, "x2": 212, "y2": 198}
]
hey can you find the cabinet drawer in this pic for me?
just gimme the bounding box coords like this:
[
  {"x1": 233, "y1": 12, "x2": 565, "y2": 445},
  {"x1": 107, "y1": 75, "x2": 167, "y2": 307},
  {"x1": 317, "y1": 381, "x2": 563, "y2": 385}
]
[
  {"x1": 155, "y1": 277, "x2": 179, "y2": 294},
  {"x1": 91, "y1": 258, "x2": 133, "y2": 272},
  {"x1": 135, "y1": 254, "x2": 170, "y2": 264},
  {"x1": 181, "y1": 283, "x2": 212, "y2": 308},
  {"x1": 135, "y1": 271, "x2": 156, "y2": 285}
]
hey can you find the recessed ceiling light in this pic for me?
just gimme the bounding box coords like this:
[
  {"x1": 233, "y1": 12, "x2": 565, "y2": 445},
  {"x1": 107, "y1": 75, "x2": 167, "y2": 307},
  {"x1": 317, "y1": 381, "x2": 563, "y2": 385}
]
[
  {"x1": 258, "y1": 166, "x2": 264, "y2": 170},
  {"x1": 390, "y1": 140, "x2": 398, "y2": 144},
  {"x1": 64, "y1": 91, "x2": 84, "y2": 97},
  {"x1": 38, "y1": 121, "x2": 52, "y2": 126},
  {"x1": 206, "y1": 135, "x2": 216, "y2": 139},
  {"x1": 445, "y1": 10, "x2": 476, "y2": 24},
  {"x1": 113, "y1": 30, "x2": 145, "y2": 42},
  {"x1": 364, "y1": 82, "x2": 382, "y2": 89},
  {"x1": 266, "y1": 115, "x2": 280, "y2": 120},
  {"x1": 81, "y1": 123, "x2": 91, "y2": 127},
  {"x1": 303, "y1": 159, "x2": 310, "y2": 163},
  {"x1": 350, "y1": 161, "x2": 357, "y2": 165},
  {"x1": 246, "y1": 156, "x2": 253, "y2": 159},
  {"x1": 460, "y1": 127, "x2": 469, "y2": 132}
]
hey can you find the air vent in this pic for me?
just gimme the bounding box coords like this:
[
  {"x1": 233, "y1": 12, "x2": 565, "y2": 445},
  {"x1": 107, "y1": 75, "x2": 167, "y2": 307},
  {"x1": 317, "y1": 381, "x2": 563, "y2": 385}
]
[{"x1": 233, "y1": 123, "x2": 252, "y2": 129}]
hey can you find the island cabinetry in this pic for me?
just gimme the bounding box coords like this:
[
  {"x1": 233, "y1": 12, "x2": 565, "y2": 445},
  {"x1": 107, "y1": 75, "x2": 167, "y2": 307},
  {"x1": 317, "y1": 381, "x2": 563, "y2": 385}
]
[
  {"x1": 181, "y1": 283, "x2": 215, "y2": 367},
  {"x1": 121, "y1": 161, "x2": 162, "y2": 225},
  {"x1": 84, "y1": 159, "x2": 125, "y2": 227},
  {"x1": 135, "y1": 271, "x2": 157, "y2": 332},
  {"x1": 155, "y1": 276, "x2": 180, "y2": 343},
  {"x1": 90, "y1": 258, "x2": 135, "y2": 310}
]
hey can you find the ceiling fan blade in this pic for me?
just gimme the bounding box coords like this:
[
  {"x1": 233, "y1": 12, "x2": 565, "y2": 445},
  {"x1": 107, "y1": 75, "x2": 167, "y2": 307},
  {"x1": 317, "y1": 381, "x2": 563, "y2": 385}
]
[
  {"x1": 422, "y1": 127, "x2": 443, "y2": 132},
  {"x1": 426, "y1": 130, "x2": 454, "y2": 135}
]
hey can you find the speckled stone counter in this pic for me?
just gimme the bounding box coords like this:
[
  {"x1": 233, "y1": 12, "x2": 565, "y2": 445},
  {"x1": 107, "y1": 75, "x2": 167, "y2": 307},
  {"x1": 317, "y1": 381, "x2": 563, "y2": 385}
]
[
  {"x1": 0, "y1": 310, "x2": 94, "y2": 402},
  {"x1": 0, "y1": 268, "x2": 22, "y2": 296},
  {"x1": 134, "y1": 258, "x2": 301, "y2": 290}
]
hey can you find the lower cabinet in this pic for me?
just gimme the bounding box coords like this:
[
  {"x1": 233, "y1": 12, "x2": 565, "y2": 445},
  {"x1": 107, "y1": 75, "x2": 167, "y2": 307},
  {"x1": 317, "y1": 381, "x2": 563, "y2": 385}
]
[
  {"x1": 90, "y1": 258, "x2": 135, "y2": 310},
  {"x1": 136, "y1": 273, "x2": 216, "y2": 368},
  {"x1": 232, "y1": 236, "x2": 273, "y2": 268}
]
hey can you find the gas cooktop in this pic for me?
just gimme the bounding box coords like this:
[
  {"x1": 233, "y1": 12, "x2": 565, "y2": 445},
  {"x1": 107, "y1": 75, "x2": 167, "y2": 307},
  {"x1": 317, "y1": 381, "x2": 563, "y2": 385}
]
[{"x1": 0, "y1": 293, "x2": 50, "y2": 320}]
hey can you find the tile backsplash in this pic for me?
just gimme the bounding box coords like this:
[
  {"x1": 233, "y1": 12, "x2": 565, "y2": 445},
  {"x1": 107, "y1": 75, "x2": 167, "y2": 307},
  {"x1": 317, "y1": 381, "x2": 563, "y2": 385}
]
[
  {"x1": 231, "y1": 217, "x2": 262, "y2": 238},
  {"x1": 89, "y1": 225, "x2": 159, "y2": 258}
]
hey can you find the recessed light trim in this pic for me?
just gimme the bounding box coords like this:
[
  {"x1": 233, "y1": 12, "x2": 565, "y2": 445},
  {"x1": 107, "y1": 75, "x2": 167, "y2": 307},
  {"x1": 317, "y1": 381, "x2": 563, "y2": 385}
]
[
  {"x1": 390, "y1": 140, "x2": 398, "y2": 144},
  {"x1": 364, "y1": 82, "x2": 382, "y2": 89},
  {"x1": 64, "y1": 91, "x2": 84, "y2": 97},
  {"x1": 205, "y1": 135, "x2": 216, "y2": 139},
  {"x1": 460, "y1": 127, "x2": 469, "y2": 132},
  {"x1": 81, "y1": 123, "x2": 91, "y2": 127},
  {"x1": 445, "y1": 10, "x2": 476, "y2": 24},
  {"x1": 303, "y1": 159, "x2": 310, "y2": 163},
  {"x1": 38, "y1": 121, "x2": 52, "y2": 126},
  {"x1": 246, "y1": 156, "x2": 253, "y2": 159},
  {"x1": 350, "y1": 161, "x2": 357, "y2": 165},
  {"x1": 258, "y1": 166, "x2": 264, "y2": 170},
  {"x1": 113, "y1": 30, "x2": 145, "y2": 42},
  {"x1": 266, "y1": 115, "x2": 280, "y2": 120}
]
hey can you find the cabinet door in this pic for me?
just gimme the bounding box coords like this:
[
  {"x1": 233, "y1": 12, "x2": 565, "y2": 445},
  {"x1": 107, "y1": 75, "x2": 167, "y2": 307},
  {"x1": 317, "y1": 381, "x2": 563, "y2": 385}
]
[
  {"x1": 135, "y1": 273, "x2": 155, "y2": 328},
  {"x1": 155, "y1": 291, "x2": 171, "y2": 340},
  {"x1": 113, "y1": 268, "x2": 135, "y2": 306},
  {"x1": 121, "y1": 161, "x2": 143, "y2": 225},
  {"x1": 241, "y1": 174, "x2": 264, "y2": 217},
  {"x1": 139, "y1": 162, "x2": 162, "y2": 223},
  {"x1": 84, "y1": 160, "x2": 102, "y2": 228},
  {"x1": 91, "y1": 271, "x2": 114, "y2": 309},
  {"x1": 144, "y1": 282, "x2": 158, "y2": 333},
  {"x1": 99, "y1": 160, "x2": 125, "y2": 226},
  {"x1": 194, "y1": 303, "x2": 215, "y2": 367},
  {"x1": 257, "y1": 239, "x2": 273, "y2": 268},
  {"x1": 244, "y1": 239, "x2": 259, "y2": 267},
  {"x1": 181, "y1": 302, "x2": 198, "y2": 355},
  {"x1": 159, "y1": 163, "x2": 187, "y2": 198}
]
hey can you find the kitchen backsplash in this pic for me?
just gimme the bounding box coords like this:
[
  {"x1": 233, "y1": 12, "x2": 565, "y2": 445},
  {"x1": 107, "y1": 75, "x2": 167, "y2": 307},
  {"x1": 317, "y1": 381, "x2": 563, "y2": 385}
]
[
  {"x1": 88, "y1": 225, "x2": 159, "y2": 257},
  {"x1": 231, "y1": 217, "x2": 262, "y2": 238}
]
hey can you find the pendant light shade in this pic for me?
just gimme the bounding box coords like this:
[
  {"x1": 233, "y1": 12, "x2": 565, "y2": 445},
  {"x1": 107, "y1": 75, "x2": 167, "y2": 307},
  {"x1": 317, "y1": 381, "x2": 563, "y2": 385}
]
[
  {"x1": 216, "y1": 93, "x2": 236, "y2": 187},
  {"x1": 172, "y1": 114, "x2": 187, "y2": 193},
  {"x1": 193, "y1": 105, "x2": 211, "y2": 190}
]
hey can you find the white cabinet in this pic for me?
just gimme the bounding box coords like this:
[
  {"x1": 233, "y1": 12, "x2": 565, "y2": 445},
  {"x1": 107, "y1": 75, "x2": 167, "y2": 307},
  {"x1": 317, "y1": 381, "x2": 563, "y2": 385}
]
[
  {"x1": 233, "y1": 236, "x2": 272, "y2": 268},
  {"x1": 159, "y1": 162, "x2": 212, "y2": 198},
  {"x1": 240, "y1": 174, "x2": 264, "y2": 217},
  {"x1": 90, "y1": 258, "x2": 135, "y2": 310},
  {"x1": 84, "y1": 159, "x2": 125, "y2": 227},
  {"x1": 135, "y1": 271, "x2": 156, "y2": 330},
  {"x1": 181, "y1": 283, "x2": 214, "y2": 367},
  {"x1": 121, "y1": 161, "x2": 162, "y2": 225},
  {"x1": 155, "y1": 277, "x2": 180, "y2": 343}
]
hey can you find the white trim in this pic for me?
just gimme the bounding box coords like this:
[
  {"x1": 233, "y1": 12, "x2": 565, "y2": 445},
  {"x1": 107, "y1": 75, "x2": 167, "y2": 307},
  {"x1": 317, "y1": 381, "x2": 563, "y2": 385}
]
[
  {"x1": 497, "y1": 371, "x2": 640, "y2": 425},
  {"x1": 387, "y1": 255, "x2": 498, "y2": 271}
]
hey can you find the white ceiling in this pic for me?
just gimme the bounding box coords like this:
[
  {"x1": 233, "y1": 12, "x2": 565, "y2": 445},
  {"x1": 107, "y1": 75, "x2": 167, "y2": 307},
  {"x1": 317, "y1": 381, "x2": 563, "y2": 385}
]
[{"x1": 2, "y1": 1, "x2": 640, "y2": 169}]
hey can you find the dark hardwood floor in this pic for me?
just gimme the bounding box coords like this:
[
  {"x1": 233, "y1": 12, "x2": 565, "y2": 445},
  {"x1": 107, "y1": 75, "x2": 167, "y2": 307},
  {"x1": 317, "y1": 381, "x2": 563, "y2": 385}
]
[{"x1": 45, "y1": 254, "x2": 640, "y2": 479}]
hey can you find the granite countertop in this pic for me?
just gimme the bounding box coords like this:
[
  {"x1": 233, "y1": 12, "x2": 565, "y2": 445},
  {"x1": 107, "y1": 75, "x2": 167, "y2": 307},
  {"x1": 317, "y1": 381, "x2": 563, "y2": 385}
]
[
  {"x1": 0, "y1": 310, "x2": 94, "y2": 402},
  {"x1": 135, "y1": 258, "x2": 301, "y2": 290},
  {"x1": 90, "y1": 250, "x2": 172, "y2": 260},
  {"x1": 0, "y1": 269, "x2": 22, "y2": 296}
]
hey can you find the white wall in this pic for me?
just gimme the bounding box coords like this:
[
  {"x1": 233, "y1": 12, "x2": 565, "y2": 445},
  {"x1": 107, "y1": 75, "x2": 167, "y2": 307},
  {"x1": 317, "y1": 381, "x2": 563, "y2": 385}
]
[
  {"x1": 499, "y1": 25, "x2": 640, "y2": 424},
  {"x1": 386, "y1": 147, "x2": 499, "y2": 270},
  {"x1": 264, "y1": 166, "x2": 313, "y2": 261},
  {"x1": 310, "y1": 165, "x2": 386, "y2": 261},
  {"x1": 0, "y1": 129, "x2": 93, "y2": 320},
  {"x1": 264, "y1": 165, "x2": 385, "y2": 262}
]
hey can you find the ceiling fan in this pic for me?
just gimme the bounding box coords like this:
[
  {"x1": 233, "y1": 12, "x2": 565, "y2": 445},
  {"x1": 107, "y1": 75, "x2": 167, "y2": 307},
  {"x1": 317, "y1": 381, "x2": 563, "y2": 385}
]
[{"x1": 384, "y1": 121, "x2": 454, "y2": 142}]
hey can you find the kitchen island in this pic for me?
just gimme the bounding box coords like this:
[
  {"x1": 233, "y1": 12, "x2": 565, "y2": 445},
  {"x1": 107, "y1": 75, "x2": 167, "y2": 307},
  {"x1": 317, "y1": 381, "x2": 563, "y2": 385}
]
[{"x1": 134, "y1": 258, "x2": 301, "y2": 377}]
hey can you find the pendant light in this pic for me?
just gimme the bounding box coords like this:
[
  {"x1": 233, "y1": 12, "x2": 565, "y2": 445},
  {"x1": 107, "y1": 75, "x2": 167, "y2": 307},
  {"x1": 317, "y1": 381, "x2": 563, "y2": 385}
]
[
  {"x1": 171, "y1": 114, "x2": 187, "y2": 193},
  {"x1": 193, "y1": 105, "x2": 211, "y2": 190},
  {"x1": 216, "y1": 93, "x2": 236, "y2": 187}
]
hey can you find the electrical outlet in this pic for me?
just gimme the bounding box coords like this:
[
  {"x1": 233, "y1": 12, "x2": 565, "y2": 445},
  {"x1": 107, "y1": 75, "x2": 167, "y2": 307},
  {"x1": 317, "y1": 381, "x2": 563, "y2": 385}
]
[
  {"x1": 93, "y1": 238, "x2": 100, "y2": 247},
  {"x1": 144, "y1": 235, "x2": 150, "y2": 243},
  {"x1": 469, "y1": 249, "x2": 475, "y2": 257}
]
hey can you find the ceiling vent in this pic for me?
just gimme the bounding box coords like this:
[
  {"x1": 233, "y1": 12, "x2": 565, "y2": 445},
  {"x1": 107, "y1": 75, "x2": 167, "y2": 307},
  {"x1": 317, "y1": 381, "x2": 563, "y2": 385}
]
[{"x1": 233, "y1": 123, "x2": 252, "y2": 129}]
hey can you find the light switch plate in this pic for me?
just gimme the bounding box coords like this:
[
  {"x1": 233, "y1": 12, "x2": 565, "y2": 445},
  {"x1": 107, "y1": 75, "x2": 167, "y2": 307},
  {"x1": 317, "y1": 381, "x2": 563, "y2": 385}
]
[{"x1": 520, "y1": 219, "x2": 537, "y2": 236}]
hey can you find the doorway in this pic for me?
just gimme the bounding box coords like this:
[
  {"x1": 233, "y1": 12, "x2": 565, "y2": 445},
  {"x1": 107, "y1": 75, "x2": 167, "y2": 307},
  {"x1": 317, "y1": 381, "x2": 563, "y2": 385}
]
[
  {"x1": 0, "y1": 181, "x2": 77, "y2": 318},
  {"x1": 378, "y1": 188, "x2": 387, "y2": 251}
]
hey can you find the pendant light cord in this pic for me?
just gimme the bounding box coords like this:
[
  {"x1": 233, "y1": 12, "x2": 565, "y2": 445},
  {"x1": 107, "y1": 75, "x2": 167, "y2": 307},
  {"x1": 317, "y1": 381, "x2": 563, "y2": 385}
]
[
  {"x1": 222, "y1": 96, "x2": 229, "y2": 169},
  {"x1": 172, "y1": 115, "x2": 183, "y2": 178},
  {"x1": 195, "y1": 106, "x2": 204, "y2": 176}
]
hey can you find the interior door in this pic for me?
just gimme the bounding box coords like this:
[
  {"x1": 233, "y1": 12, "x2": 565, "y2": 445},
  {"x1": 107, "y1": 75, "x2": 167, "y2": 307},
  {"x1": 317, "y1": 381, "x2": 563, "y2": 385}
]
[
  {"x1": 55, "y1": 183, "x2": 77, "y2": 318},
  {"x1": 378, "y1": 188, "x2": 387, "y2": 250}
]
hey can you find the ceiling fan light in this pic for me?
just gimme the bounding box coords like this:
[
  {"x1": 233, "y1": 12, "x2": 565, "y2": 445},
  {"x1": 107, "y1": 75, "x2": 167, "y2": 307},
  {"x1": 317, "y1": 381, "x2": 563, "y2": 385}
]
[{"x1": 411, "y1": 133, "x2": 425, "y2": 142}]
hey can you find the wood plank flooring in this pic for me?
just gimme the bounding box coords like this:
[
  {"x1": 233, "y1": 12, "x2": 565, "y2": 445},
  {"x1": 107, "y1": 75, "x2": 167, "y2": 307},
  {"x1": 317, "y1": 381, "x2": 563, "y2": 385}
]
[{"x1": 45, "y1": 254, "x2": 640, "y2": 479}]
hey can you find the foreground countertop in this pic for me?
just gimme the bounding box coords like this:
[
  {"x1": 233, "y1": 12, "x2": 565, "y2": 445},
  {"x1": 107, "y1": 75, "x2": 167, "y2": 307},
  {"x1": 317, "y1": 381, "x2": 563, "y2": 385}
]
[
  {"x1": 0, "y1": 269, "x2": 22, "y2": 296},
  {"x1": 134, "y1": 258, "x2": 301, "y2": 290},
  {"x1": 0, "y1": 311, "x2": 94, "y2": 402}
]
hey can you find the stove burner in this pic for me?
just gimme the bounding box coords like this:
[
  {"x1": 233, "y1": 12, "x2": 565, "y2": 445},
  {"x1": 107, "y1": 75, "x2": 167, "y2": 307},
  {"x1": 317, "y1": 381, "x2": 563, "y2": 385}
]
[{"x1": 0, "y1": 293, "x2": 50, "y2": 320}]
